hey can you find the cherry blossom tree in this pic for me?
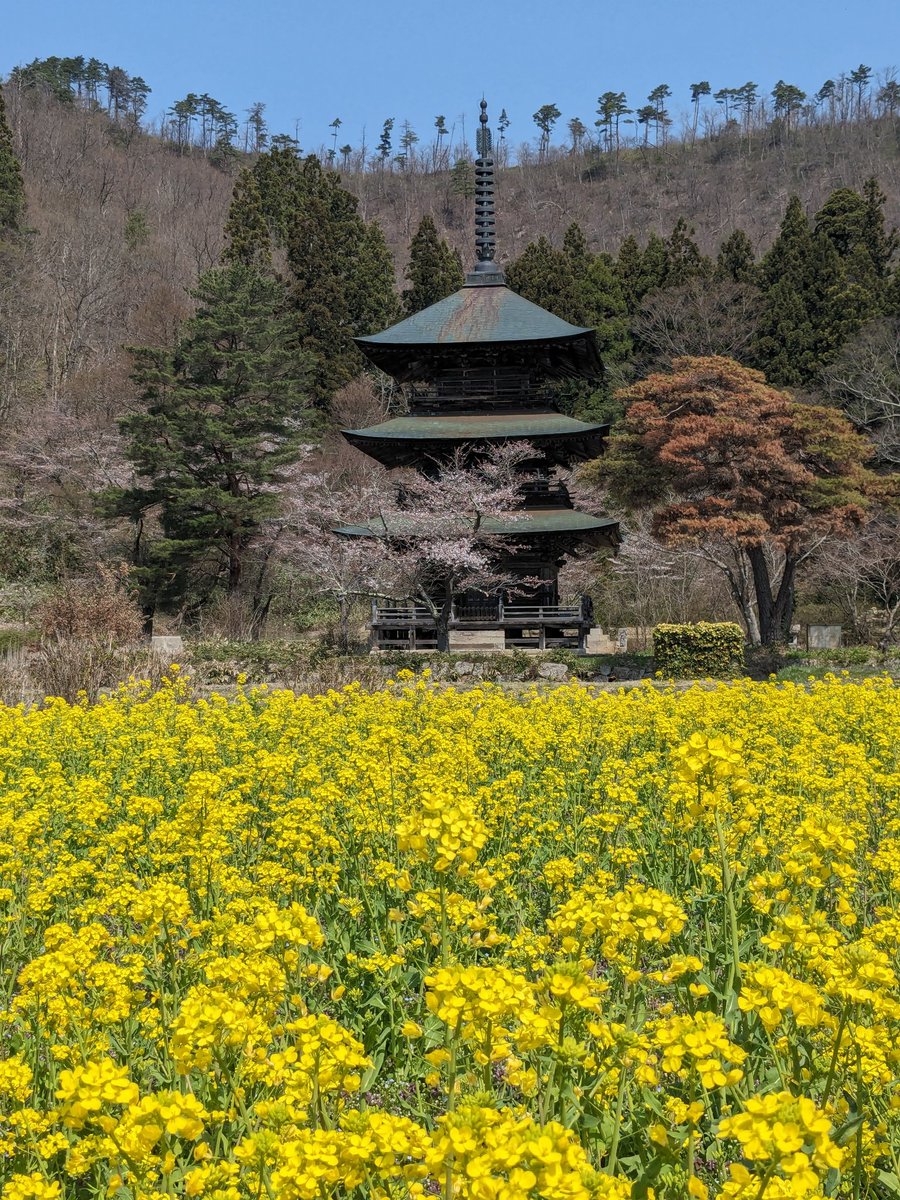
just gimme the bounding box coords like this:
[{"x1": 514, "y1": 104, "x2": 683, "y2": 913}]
[{"x1": 277, "y1": 443, "x2": 535, "y2": 652}]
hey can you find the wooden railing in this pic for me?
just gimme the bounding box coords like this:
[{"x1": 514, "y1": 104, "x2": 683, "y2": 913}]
[
  {"x1": 372, "y1": 599, "x2": 589, "y2": 626},
  {"x1": 501, "y1": 604, "x2": 583, "y2": 621}
]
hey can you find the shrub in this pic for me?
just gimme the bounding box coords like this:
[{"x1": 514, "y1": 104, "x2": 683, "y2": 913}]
[
  {"x1": 37, "y1": 565, "x2": 144, "y2": 643},
  {"x1": 653, "y1": 621, "x2": 745, "y2": 678},
  {"x1": 34, "y1": 566, "x2": 145, "y2": 701}
]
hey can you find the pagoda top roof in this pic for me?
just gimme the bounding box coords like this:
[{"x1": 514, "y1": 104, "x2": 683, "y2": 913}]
[
  {"x1": 355, "y1": 285, "x2": 603, "y2": 381},
  {"x1": 358, "y1": 284, "x2": 592, "y2": 348}
]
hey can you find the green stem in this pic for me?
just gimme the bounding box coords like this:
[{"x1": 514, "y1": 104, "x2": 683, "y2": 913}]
[
  {"x1": 606, "y1": 1063, "x2": 628, "y2": 1175},
  {"x1": 714, "y1": 808, "x2": 742, "y2": 995},
  {"x1": 822, "y1": 1005, "x2": 850, "y2": 1107},
  {"x1": 439, "y1": 876, "x2": 449, "y2": 968}
]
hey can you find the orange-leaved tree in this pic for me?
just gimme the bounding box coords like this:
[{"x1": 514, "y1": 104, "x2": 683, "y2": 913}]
[{"x1": 584, "y1": 355, "x2": 883, "y2": 644}]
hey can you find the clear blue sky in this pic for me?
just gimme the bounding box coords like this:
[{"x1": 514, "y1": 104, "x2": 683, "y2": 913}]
[{"x1": 4, "y1": 0, "x2": 898, "y2": 154}]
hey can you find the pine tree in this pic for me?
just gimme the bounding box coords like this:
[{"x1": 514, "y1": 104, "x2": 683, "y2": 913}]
[
  {"x1": 716, "y1": 229, "x2": 757, "y2": 283},
  {"x1": 402, "y1": 215, "x2": 464, "y2": 315},
  {"x1": 222, "y1": 169, "x2": 272, "y2": 267},
  {"x1": 0, "y1": 84, "x2": 25, "y2": 234},
  {"x1": 116, "y1": 264, "x2": 309, "y2": 615}
]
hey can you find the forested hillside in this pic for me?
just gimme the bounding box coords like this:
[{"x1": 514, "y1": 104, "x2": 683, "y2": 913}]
[{"x1": 0, "y1": 62, "x2": 898, "y2": 650}]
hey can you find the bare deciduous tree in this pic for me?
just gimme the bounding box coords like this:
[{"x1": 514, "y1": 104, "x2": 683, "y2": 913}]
[
  {"x1": 808, "y1": 517, "x2": 900, "y2": 647},
  {"x1": 634, "y1": 278, "x2": 762, "y2": 361},
  {"x1": 822, "y1": 318, "x2": 900, "y2": 467}
]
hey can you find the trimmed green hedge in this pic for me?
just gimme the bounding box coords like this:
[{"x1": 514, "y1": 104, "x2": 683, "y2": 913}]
[{"x1": 653, "y1": 622, "x2": 745, "y2": 678}]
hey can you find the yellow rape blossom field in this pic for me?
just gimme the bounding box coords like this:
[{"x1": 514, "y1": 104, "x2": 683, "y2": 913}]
[{"x1": 1, "y1": 669, "x2": 899, "y2": 1200}]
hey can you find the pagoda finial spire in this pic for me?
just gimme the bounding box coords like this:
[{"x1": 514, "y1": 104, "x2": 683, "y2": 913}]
[{"x1": 469, "y1": 98, "x2": 505, "y2": 284}]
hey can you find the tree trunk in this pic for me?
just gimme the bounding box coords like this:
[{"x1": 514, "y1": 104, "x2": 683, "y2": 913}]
[
  {"x1": 770, "y1": 554, "x2": 797, "y2": 644},
  {"x1": 747, "y1": 544, "x2": 776, "y2": 644},
  {"x1": 747, "y1": 544, "x2": 797, "y2": 644},
  {"x1": 434, "y1": 580, "x2": 454, "y2": 653}
]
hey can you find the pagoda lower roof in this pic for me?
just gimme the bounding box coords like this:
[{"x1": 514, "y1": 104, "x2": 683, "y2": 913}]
[
  {"x1": 334, "y1": 508, "x2": 619, "y2": 541},
  {"x1": 343, "y1": 411, "x2": 608, "y2": 443}
]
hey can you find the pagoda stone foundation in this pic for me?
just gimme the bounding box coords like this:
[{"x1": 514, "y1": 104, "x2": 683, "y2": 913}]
[{"x1": 338, "y1": 101, "x2": 619, "y2": 652}]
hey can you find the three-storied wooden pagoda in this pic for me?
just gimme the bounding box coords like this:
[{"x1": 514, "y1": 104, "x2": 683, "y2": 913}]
[{"x1": 340, "y1": 101, "x2": 619, "y2": 651}]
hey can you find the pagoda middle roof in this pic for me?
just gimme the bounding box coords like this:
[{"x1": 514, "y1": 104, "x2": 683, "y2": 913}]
[
  {"x1": 335, "y1": 508, "x2": 620, "y2": 541},
  {"x1": 342, "y1": 411, "x2": 608, "y2": 443},
  {"x1": 355, "y1": 284, "x2": 603, "y2": 380}
]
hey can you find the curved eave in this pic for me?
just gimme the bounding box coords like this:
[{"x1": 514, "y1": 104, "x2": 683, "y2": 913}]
[
  {"x1": 343, "y1": 411, "x2": 608, "y2": 440},
  {"x1": 342, "y1": 412, "x2": 609, "y2": 468},
  {"x1": 334, "y1": 510, "x2": 620, "y2": 548}
]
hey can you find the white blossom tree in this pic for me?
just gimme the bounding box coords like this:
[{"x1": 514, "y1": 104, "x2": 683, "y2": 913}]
[{"x1": 276, "y1": 443, "x2": 536, "y2": 652}]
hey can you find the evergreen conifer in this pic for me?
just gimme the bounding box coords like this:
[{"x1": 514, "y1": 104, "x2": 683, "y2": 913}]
[
  {"x1": 615, "y1": 235, "x2": 645, "y2": 314},
  {"x1": 505, "y1": 236, "x2": 581, "y2": 322},
  {"x1": 639, "y1": 233, "x2": 669, "y2": 296},
  {"x1": 754, "y1": 196, "x2": 864, "y2": 385},
  {"x1": 116, "y1": 264, "x2": 309, "y2": 615},
  {"x1": 716, "y1": 229, "x2": 757, "y2": 283},
  {"x1": 0, "y1": 84, "x2": 25, "y2": 234},
  {"x1": 402, "y1": 215, "x2": 463, "y2": 315},
  {"x1": 223, "y1": 169, "x2": 272, "y2": 267},
  {"x1": 663, "y1": 218, "x2": 709, "y2": 286},
  {"x1": 244, "y1": 151, "x2": 397, "y2": 404}
]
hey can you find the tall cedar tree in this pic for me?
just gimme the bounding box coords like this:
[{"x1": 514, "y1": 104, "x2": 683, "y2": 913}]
[
  {"x1": 245, "y1": 149, "x2": 397, "y2": 404},
  {"x1": 505, "y1": 235, "x2": 582, "y2": 321},
  {"x1": 560, "y1": 224, "x2": 631, "y2": 365},
  {"x1": 0, "y1": 84, "x2": 26, "y2": 233},
  {"x1": 117, "y1": 264, "x2": 309, "y2": 615},
  {"x1": 716, "y1": 229, "x2": 757, "y2": 283},
  {"x1": 507, "y1": 225, "x2": 631, "y2": 420},
  {"x1": 615, "y1": 232, "x2": 669, "y2": 313},
  {"x1": 815, "y1": 178, "x2": 898, "y2": 308},
  {"x1": 585, "y1": 356, "x2": 881, "y2": 644},
  {"x1": 222, "y1": 169, "x2": 271, "y2": 267},
  {"x1": 507, "y1": 225, "x2": 630, "y2": 359},
  {"x1": 752, "y1": 195, "x2": 863, "y2": 386},
  {"x1": 663, "y1": 218, "x2": 711, "y2": 286},
  {"x1": 403, "y1": 215, "x2": 463, "y2": 315}
]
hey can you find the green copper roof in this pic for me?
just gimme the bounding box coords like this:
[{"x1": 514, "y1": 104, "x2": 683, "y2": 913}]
[
  {"x1": 483, "y1": 509, "x2": 619, "y2": 537},
  {"x1": 343, "y1": 411, "x2": 607, "y2": 442},
  {"x1": 358, "y1": 286, "x2": 592, "y2": 347},
  {"x1": 334, "y1": 508, "x2": 619, "y2": 540}
]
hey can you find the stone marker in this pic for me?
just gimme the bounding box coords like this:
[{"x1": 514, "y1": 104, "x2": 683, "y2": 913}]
[
  {"x1": 150, "y1": 635, "x2": 184, "y2": 658},
  {"x1": 807, "y1": 625, "x2": 842, "y2": 650}
]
